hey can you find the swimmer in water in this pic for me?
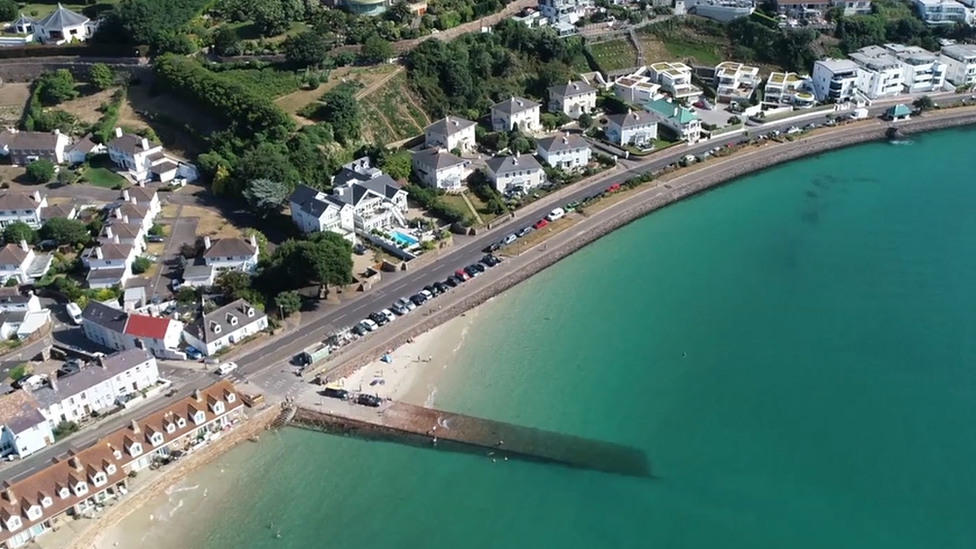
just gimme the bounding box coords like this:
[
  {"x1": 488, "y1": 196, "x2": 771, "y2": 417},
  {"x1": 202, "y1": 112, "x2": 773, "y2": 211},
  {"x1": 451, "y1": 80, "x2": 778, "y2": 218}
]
[{"x1": 276, "y1": 531, "x2": 282, "y2": 539}]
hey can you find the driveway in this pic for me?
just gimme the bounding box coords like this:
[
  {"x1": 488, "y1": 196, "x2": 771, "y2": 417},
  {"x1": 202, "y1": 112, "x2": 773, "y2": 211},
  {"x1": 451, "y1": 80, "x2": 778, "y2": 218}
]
[{"x1": 149, "y1": 207, "x2": 198, "y2": 298}]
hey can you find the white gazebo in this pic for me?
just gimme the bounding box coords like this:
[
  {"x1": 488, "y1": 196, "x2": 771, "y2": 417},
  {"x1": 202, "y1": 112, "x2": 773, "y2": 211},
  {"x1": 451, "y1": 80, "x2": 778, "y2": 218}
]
[{"x1": 32, "y1": 4, "x2": 97, "y2": 44}]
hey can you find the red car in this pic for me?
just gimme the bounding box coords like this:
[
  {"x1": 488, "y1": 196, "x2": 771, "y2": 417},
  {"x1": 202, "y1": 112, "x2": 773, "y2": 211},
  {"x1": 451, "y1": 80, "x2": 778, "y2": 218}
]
[
  {"x1": 533, "y1": 219, "x2": 549, "y2": 230},
  {"x1": 455, "y1": 269, "x2": 470, "y2": 281},
  {"x1": 606, "y1": 183, "x2": 620, "y2": 193}
]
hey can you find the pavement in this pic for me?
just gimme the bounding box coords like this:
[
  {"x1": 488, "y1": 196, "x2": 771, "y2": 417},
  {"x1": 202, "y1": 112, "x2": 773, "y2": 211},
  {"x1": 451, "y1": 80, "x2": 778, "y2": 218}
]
[{"x1": 4, "y1": 94, "x2": 973, "y2": 483}]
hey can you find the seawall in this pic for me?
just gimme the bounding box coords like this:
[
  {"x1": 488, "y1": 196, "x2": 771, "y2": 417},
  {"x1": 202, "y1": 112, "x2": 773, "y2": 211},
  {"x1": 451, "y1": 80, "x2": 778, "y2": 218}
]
[
  {"x1": 60, "y1": 406, "x2": 278, "y2": 549},
  {"x1": 313, "y1": 109, "x2": 976, "y2": 383}
]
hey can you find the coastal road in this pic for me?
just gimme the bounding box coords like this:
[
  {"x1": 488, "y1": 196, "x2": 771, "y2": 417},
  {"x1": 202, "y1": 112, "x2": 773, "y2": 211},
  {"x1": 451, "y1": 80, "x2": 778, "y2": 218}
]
[{"x1": 5, "y1": 95, "x2": 971, "y2": 482}]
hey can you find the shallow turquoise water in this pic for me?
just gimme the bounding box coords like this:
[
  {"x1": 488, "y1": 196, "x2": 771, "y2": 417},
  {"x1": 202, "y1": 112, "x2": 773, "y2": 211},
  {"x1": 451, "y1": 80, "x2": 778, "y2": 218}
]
[{"x1": 177, "y1": 129, "x2": 976, "y2": 548}]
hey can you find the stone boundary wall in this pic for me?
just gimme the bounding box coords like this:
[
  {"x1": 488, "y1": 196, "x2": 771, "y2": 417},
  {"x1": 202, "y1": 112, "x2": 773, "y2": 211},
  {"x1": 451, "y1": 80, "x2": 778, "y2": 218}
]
[{"x1": 0, "y1": 58, "x2": 147, "y2": 82}]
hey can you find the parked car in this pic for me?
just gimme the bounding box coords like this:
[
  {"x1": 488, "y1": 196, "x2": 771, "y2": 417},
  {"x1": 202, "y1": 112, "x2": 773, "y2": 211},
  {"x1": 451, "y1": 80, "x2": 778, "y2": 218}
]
[
  {"x1": 66, "y1": 302, "x2": 83, "y2": 325},
  {"x1": 361, "y1": 318, "x2": 379, "y2": 332},
  {"x1": 481, "y1": 255, "x2": 499, "y2": 267},
  {"x1": 464, "y1": 265, "x2": 480, "y2": 278},
  {"x1": 486, "y1": 242, "x2": 502, "y2": 253},
  {"x1": 420, "y1": 289, "x2": 434, "y2": 301},
  {"x1": 370, "y1": 312, "x2": 389, "y2": 326},
  {"x1": 516, "y1": 226, "x2": 533, "y2": 238},
  {"x1": 444, "y1": 276, "x2": 460, "y2": 288},
  {"x1": 533, "y1": 219, "x2": 549, "y2": 230},
  {"x1": 424, "y1": 284, "x2": 440, "y2": 297},
  {"x1": 352, "y1": 323, "x2": 368, "y2": 336},
  {"x1": 502, "y1": 234, "x2": 517, "y2": 245},
  {"x1": 216, "y1": 362, "x2": 238, "y2": 376},
  {"x1": 410, "y1": 294, "x2": 427, "y2": 306},
  {"x1": 398, "y1": 297, "x2": 416, "y2": 311},
  {"x1": 471, "y1": 263, "x2": 486, "y2": 273},
  {"x1": 433, "y1": 281, "x2": 449, "y2": 293},
  {"x1": 606, "y1": 183, "x2": 621, "y2": 193},
  {"x1": 391, "y1": 303, "x2": 409, "y2": 316},
  {"x1": 381, "y1": 309, "x2": 397, "y2": 322},
  {"x1": 455, "y1": 269, "x2": 470, "y2": 281},
  {"x1": 185, "y1": 346, "x2": 203, "y2": 360},
  {"x1": 147, "y1": 235, "x2": 165, "y2": 243}
]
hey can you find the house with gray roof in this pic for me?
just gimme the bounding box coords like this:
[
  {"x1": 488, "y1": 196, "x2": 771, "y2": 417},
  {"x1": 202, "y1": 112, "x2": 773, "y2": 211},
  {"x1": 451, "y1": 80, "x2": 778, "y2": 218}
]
[
  {"x1": 490, "y1": 97, "x2": 542, "y2": 132},
  {"x1": 0, "y1": 390, "x2": 53, "y2": 459},
  {"x1": 0, "y1": 190, "x2": 47, "y2": 229},
  {"x1": 329, "y1": 157, "x2": 409, "y2": 233},
  {"x1": 288, "y1": 184, "x2": 355, "y2": 240},
  {"x1": 424, "y1": 116, "x2": 477, "y2": 153},
  {"x1": 536, "y1": 133, "x2": 592, "y2": 171},
  {"x1": 0, "y1": 241, "x2": 53, "y2": 285},
  {"x1": 202, "y1": 234, "x2": 260, "y2": 273},
  {"x1": 31, "y1": 4, "x2": 98, "y2": 45},
  {"x1": 65, "y1": 134, "x2": 106, "y2": 165},
  {"x1": 411, "y1": 149, "x2": 470, "y2": 191},
  {"x1": 605, "y1": 110, "x2": 659, "y2": 147},
  {"x1": 182, "y1": 299, "x2": 268, "y2": 357},
  {"x1": 31, "y1": 349, "x2": 160, "y2": 427},
  {"x1": 485, "y1": 154, "x2": 545, "y2": 194},
  {"x1": 0, "y1": 129, "x2": 69, "y2": 166},
  {"x1": 548, "y1": 80, "x2": 597, "y2": 118}
]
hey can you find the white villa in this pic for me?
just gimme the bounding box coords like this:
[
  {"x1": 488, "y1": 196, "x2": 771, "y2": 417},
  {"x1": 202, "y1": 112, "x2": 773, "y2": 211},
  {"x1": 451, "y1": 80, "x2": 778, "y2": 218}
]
[
  {"x1": 411, "y1": 149, "x2": 470, "y2": 192},
  {"x1": 547, "y1": 81, "x2": 597, "y2": 118},
  {"x1": 913, "y1": 0, "x2": 970, "y2": 24},
  {"x1": 182, "y1": 299, "x2": 268, "y2": 357},
  {"x1": 940, "y1": 43, "x2": 976, "y2": 86},
  {"x1": 0, "y1": 241, "x2": 52, "y2": 285},
  {"x1": 763, "y1": 72, "x2": 816, "y2": 107},
  {"x1": 289, "y1": 185, "x2": 355, "y2": 241},
  {"x1": 644, "y1": 99, "x2": 702, "y2": 144},
  {"x1": 535, "y1": 133, "x2": 592, "y2": 171},
  {"x1": 106, "y1": 128, "x2": 195, "y2": 184},
  {"x1": 613, "y1": 72, "x2": 662, "y2": 104},
  {"x1": 424, "y1": 116, "x2": 477, "y2": 153},
  {"x1": 202, "y1": 235, "x2": 260, "y2": 273},
  {"x1": 849, "y1": 45, "x2": 906, "y2": 99},
  {"x1": 0, "y1": 191, "x2": 46, "y2": 229},
  {"x1": 714, "y1": 61, "x2": 760, "y2": 103},
  {"x1": 883, "y1": 44, "x2": 948, "y2": 93},
  {"x1": 0, "y1": 129, "x2": 69, "y2": 166},
  {"x1": 605, "y1": 110, "x2": 658, "y2": 147},
  {"x1": 811, "y1": 58, "x2": 862, "y2": 102},
  {"x1": 5, "y1": 4, "x2": 99, "y2": 45},
  {"x1": 485, "y1": 154, "x2": 545, "y2": 194},
  {"x1": 0, "y1": 391, "x2": 53, "y2": 460},
  {"x1": 81, "y1": 242, "x2": 137, "y2": 288},
  {"x1": 331, "y1": 158, "x2": 409, "y2": 233},
  {"x1": 81, "y1": 302, "x2": 184, "y2": 359},
  {"x1": 538, "y1": 0, "x2": 593, "y2": 24},
  {"x1": 490, "y1": 97, "x2": 542, "y2": 132},
  {"x1": 647, "y1": 62, "x2": 702, "y2": 101}
]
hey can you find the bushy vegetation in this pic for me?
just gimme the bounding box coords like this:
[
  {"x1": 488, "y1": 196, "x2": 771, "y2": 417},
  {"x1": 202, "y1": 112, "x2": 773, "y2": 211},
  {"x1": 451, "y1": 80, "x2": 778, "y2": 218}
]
[
  {"x1": 405, "y1": 184, "x2": 473, "y2": 226},
  {"x1": 205, "y1": 64, "x2": 303, "y2": 99},
  {"x1": 95, "y1": 0, "x2": 211, "y2": 51}
]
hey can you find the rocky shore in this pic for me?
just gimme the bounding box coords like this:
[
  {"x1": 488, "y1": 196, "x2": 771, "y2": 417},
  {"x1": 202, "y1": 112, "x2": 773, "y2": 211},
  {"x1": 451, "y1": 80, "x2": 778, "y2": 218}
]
[{"x1": 317, "y1": 108, "x2": 976, "y2": 383}]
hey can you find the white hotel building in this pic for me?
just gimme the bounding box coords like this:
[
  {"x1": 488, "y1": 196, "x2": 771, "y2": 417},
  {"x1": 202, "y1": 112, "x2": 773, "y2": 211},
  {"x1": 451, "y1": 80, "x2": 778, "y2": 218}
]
[
  {"x1": 883, "y1": 44, "x2": 947, "y2": 93},
  {"x1": 849, "y1": 46, "x2": 905, "y2": 100},
  {"x1": 940, "y1": 43, "x2": 976, "y2": 87}
]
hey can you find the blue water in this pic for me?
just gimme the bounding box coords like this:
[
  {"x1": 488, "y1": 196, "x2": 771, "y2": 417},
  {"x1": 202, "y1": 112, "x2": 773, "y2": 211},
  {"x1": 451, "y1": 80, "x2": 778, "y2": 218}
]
[{"x1": 390, "y1": 230, "x2": 419, "y2": 247}]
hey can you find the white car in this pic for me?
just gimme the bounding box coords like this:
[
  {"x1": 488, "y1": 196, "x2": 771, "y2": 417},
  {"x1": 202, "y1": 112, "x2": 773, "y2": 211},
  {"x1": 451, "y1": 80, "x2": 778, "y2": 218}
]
[
  {"x1": 399, "y1": 298, "x2": 416, "y2": 311},
  {"x1": 381, "y1": 309, "x2": 396, "y2": 322},
  {"x1": 361, "y1": 318, "x2": 378, "y2": 332},
  {"x1": 66, "y1": 302, "x2": 83, "y2": 325},
  {"x1": 546, "y1": 207, "x2": 565, "y2": 222},
  {"x1": 216, "y1": 362, "x2": 238, "y2": 376}
]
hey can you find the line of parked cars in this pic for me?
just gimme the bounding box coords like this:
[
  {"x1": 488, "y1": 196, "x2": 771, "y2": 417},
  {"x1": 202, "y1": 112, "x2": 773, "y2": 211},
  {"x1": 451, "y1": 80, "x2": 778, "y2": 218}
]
[{"x1": 351, "y1": 254, "x2": 503, "y2": 337}]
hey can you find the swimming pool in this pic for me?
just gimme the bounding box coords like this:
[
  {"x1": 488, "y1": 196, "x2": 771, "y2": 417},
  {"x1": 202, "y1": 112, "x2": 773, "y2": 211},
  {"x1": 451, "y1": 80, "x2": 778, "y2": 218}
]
[{"x1": 390, "y1": 230, "x2": 419, "y2": 247}]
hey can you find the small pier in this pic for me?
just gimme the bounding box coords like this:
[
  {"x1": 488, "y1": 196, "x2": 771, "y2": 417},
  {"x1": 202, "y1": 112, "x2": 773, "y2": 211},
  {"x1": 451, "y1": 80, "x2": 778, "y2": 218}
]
[{"x1": 291, "y1": 402, "x2": 651, "y2": 478}]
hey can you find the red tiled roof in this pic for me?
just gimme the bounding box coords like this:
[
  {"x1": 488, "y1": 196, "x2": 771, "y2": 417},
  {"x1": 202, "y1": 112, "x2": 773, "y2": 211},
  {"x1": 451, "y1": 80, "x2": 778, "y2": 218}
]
[{"x1": 123, "y1": 314, "x2": 171, "y2": 339}]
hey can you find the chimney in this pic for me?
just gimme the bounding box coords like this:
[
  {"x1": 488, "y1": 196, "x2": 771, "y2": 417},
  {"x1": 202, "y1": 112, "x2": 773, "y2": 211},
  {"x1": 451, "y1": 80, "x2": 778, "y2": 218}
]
[
  {"x1": 193, "y1": 389, "x2": 202, "y2": 401},
  {"x1": 141, "y1": 138, "x2": 149, "y2": 151},
  {"x1": 129, "y1": 196, "x2": 137, "y2": 205},
  {"x1": 114, "y1": 207, "x2": 123, "y2": 219},
  {"x1": 451, "y1": 118, "x2": 458, "y2": 127},
  {"x1": 122, "y1": 214, "x2": 129, "y2": 225},
  {"x1": 203, "y1": 236, "x2": 212, "y2": 250},
  {"x1": 114, "y1": 127, "x2": 123, "y2": 138},
  {"x1": 94, "y1": 247, "x2": 103, "y2": 260},
  {"x1": 122, "y1": 189, "x2": 130, "y2": 202},
  {"x1": 134, "y1": 338, "x2": 144, "y2": 350},
  {"x1": 54, "y1": 128, "x2": 61, "y2": 135},
  {"x1": 67, "y1": 453, "x2": 82, "y2": 472},
  {"x1": 129, "y1": 419, "x2": 140, "y2": 434},
  {"x1": 105, "y1": 226, "x2": 113, "y2": 239},
  {"x1": 48, "y1": 374, "x2": 57, "y2": 391},
  {"x1": 137, "y1": 180, "x2": 145, "y2": 188},
  {"x1": 248, "y1": 234, "x2": 258, "y2": 250},
  {"x1": 18, "y1": 239, "x2": 28, "y2": 253},
  {"x1": 96, "y1": 354, "x2": 106, "y2": 368},
  {"x1": 3, "y1": 481, "x2": 17, "y2": 505},
  {"x1": 32, "y1": 190, "x2": 41, "y2": 203}
]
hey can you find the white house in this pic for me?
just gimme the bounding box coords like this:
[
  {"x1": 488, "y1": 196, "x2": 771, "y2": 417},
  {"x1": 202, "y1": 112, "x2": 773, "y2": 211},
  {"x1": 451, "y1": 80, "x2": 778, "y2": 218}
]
[
  {"x1": 180, "y1": 264, "x2": 216, "y2": 288},
  {"x1": 547, "y1": 81, "x2": 597, "y2": 118},
  {"x1": 684, "y1": 0, "x2": 756, "y2": 22},
  {"x1": 763, "y1": 72, "x2": 816, "y2": 107},
  {"x1": 643, "y1": 99, "x2": 702, "y2": 144},
  {"x1": 0, "y1": 288, "x2": 41, "y2": 315},
  {"x1": 882, "y1": 44, "x2": 948, "y2": 93},
  {"x1": 29, "y1": 4, "x2": 98, "y2": 44},
  {"x1": 914, "y1": 0, "x2": 970, "y2": 24},
  {"x1": 202, "y1": 235, "x2": 260, "y2": 273},
  {"x1": 605, "y1": 110, "x2": 659, "y2": 147},
  {"x1": 0, "y1": 309, "x2": 51, "y2": 341},
  {"x1": 0, "y1": 130, "x2": 69, "y2": 166},
  {"x1": 0, "y1": 191, "x2": 46, "y2": 230},
  {"x1": 81, "y1": 302, "x2": 184, "y2": 359},
  {"x1": 614, "y1": 72, "x2": 663, "y2": 104},
  {"x1": 849, "y1": 45, "x2": 906, "y2": 99},
  {"x1": 32, "y1": 349, "x2": 161, "y2": 428},
  {"x1": 832, "y1": 0, "x2": 873, "y2": 14},
  {"x1": 411, "y1": 149, "x2": 470, "y2": 192},
  {"x1": 100, "y1": 222, "x2": 144, "y2": 253},
  {"x1": 535, "y1": 133, "x2": 592, "y2": 171},
  {"x1": 424, "y1": 116, "x2": 477, "y2": 153},
  {"x1": 0, "y1": 391, "x2": 54, "y2": 459},
  {"x1": 485, "y1": 154, "x2": 545, "y2": 194},
  {"x1": 490, "y1": 97, "x2": 542, "y2": 132},
  {"x1": 182, "y1": 300, "x2": 268, "y2": 357},
  {"x1": 939, "y1": 43, "x2": 976, "y2": 86},
  {"x1": 647, "y1": 62, "x2": 702, "y2": 101},
  {"x1": 111, "y1": 200, "x2": 154, "y2": 234},
  {"x1": 120, "y1": 185, "x2": 160, "y2": 217},
  {"x1": 82, "y1": 242, "x2": 137, "y2": 289},
  {"x1": 713, "y1": 61, "x2": 760, "y2": 103},
  {"x1": 330, "y1": 160, "x2": 409, "y2": 232},
  {"x1": 106, "y1": 128, "x2": 180, "y2": 184},
  {"x1": 538, "y1": 0, "x2": 593, "y2": 24},
  {"x1": 811, "y1": 58, "x2": 862, "y2": 102},
  {"x1": 65, "y1": 134, "x2": 106, "y2": 165},
  {"x1": 0, "y1": 242, "x2": 52, "y2": 285},
  {"x1": 288, "y1": 184, "x2": 356, "y2": 241}
]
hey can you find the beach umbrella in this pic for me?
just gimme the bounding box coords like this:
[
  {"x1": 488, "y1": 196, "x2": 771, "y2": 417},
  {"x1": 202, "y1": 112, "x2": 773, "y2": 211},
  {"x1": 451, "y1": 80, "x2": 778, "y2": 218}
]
[{"x1": 381, "y1": 354, "x2": 392, "y2": 363}]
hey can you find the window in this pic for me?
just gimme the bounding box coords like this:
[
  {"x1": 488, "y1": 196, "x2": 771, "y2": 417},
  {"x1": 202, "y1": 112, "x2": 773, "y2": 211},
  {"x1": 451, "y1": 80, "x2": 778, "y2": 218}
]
[
  {"x1": 226, "y1": 393, "x2": 236, "y2": 404},
  {"x1": 106, "y1": 464, "x2": 116, "y2": 475},
  {"x1": 166, "y1": 423, "x2": 176, "y2": 434},
  {"x1": 59, "y1": 487, "x2": 69, "y2": 499},
  {"x1": 212, "y1": 402, "x2": 225, "y2": 415},
  {"x1": 73, "y1": 482, "x2": 88, "y2": 496},
  {"x1": 150, "y1": 433, "x2": 164, "y2": 446},
  {"x1": 129, "y1": 442, "x2": 142, "y2": 456},
  {"x1": 6, "y1": 515, "x2": 21, "y2": 530},
  {"x1": 92, "y1": 472, "x2": 107, "y2": 486},
  {"x1": 26, "y1": 506, "x2": 41, "y2": 520},
  {"x1": 176, "y1": 418, "x2": 186, "y2": 428},
  {"x1": 193, "y1": 411, "x2": 205, "y2": 424},
  {"x1": 112, "y1": 450, "x2": 122, "y2": 460}
]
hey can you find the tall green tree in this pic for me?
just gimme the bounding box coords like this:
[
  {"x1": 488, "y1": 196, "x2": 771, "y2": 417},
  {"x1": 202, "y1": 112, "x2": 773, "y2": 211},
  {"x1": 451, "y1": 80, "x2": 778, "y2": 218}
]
[
  {"x1": 243, "y1": 178, "x2": 289, "y2": 216},
  {"x1": 40, "y1": 218, "x2": 90, "y2": 246},
  {"x1": 0, "y1": 0, "x2": 17, "y2": 21},
  {"x1": 210, "y1": 26, "x2": 242, "y2": 56},
  {"x1": 25, "y1": 159, "x2": 56, "y2": 183},
  {"x1": 38, "y1": 70, "x2": 78, "y2": 106},
  {"x1": 282, "y1": 31, "x2": 329, "y2": 68},
  {"x1": 360, "y1": 34, "x2": 393, "y2": 64},
  {"x1": 253, "y1": 0, "x2": 290, "y2": 37},
  {"x1": 274, "y1": 290, "x2": 301, "y2": 318},
  {"x1": 319, "y1": 88, "x2": 361, "y2": 144},
  {"x1": 2, "y1": 222, "x2": 37, "y2": 245},
  {"x1": 88, "y1": 63, "x2": 116, "y2": 90}
]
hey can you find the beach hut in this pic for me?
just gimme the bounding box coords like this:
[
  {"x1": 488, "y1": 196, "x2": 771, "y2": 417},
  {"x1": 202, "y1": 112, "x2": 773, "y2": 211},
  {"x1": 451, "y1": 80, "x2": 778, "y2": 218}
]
[{"x1": 885, "y1": 104, "x2": 911, "y2": 121}]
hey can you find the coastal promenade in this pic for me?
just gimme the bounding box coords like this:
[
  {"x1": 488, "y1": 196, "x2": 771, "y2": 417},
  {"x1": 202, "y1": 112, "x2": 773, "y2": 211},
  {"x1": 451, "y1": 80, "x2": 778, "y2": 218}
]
[{"x1": 5, "y1": 100, "x2": 975, "y2": 485}]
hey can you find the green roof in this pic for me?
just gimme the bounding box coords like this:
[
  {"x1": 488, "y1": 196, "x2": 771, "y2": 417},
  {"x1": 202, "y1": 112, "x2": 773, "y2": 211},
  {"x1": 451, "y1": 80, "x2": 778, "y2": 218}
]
[
  {"x1": 887, "y1": 104, "x2": 911, "y2": 117},
  {"x1": 644, "y1": 98, "x2": 698, "y2": 124}
]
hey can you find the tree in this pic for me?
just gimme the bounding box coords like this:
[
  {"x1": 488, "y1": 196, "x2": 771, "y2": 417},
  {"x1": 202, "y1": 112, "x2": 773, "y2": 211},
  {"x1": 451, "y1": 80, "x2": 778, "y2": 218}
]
[
  {"x1": 243, "y1": 178, "x2": 289, "y2": 216},
  {"x1": 378, "y1": 150, "x2": 411, "y2": 180},
  {"x1": 175, "y1": 286, "x2": 199, "y2": 303},
  {"x1": 25, "y1": 159, "x2": 56, "y2": 183},
  {"x1": 282, "y1": 31, "x2": 329, "y2": 69},
  {"x1": 132, "y1": 256, "x2": 152, "y2": 274},
  {"x1": 152, "y1": 31, "x2": 196, "y2": 55},
  {"x1": 578, "y1": 112, "x2": 593, "y2": 130},
  {"x1": 274, "y1": 290, "x2": 301, "y2": 318},
  {"x1": 260, "y1": 232, "x2": 353, "y2": 292},
  {"x1": 40, "y1": 218, "x2": 90, "y2": 246},
  {"x1": 360, "y1": 34, "x2": 393, "y2": 64},
  {"x1": 57, "y1": 169, "x2": 77, "y2": 186},
  {"x1": 215, "y1": 270, "x2": 252, "y2": 300},
  {"x1": 38, "y1": 70, "x2": 78, "y2": 106},
  {"x1": 253, "y1": 0, "x2": 290, "y2": 37},
  {"x1": 319, "y1": 88, "x2": 361, "y2": 144},
  {"x1": 3, "y1": 222, "x2": 36, "y2": 245},
  {"x1": 913, "y1": 95, "x2": 934, "y2": 111},
  {"x1": 210, "y1": 26, "x2": 242, "y2": 56},
  {"x1": 0, "y1": 0, "x2": 17, "y2": 21},
  {"x1": 88, "y1": 63, "x2": 115, "y2": 90}
]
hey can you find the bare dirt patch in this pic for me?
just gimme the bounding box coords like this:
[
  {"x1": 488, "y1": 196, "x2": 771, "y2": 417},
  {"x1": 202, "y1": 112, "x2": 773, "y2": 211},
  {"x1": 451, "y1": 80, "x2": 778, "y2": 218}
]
[
  {"x1": 182, "y1": 205, "x2": 243, "y2": 238},
  {"x1": 275, "y1": 65, "x2": 400, "y2": 124},
  {"x1": 57, "y1": 88, "x2": 116, "y2": 124},
  {"x1": 121, "y1": 85, "x2": 219, "y2": 158},
  {"x1": 0, "y1": 83, "x2": 31, "y2": 125}
]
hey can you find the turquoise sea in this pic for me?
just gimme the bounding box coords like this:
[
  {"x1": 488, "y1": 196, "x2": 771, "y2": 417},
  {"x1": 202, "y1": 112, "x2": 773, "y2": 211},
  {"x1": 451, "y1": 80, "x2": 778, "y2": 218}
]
[{"x1": 138, "y1": 128, "x2": 976, "y2": 548}]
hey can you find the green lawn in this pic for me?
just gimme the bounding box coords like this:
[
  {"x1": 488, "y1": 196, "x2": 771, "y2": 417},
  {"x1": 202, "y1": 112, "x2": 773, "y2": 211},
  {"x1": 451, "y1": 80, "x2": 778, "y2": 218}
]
[
  {"x1": 586, "y1": 39, "x2": 637, "y2": 73},
  {"x1": 227, "y1": 20, "x2": 306, "y2": 42},
  {"x1": 17, "y1": 0, "x2": 120, "y2": 19},
  {"x1": 85, "y1": 167, "x2": 124, "y2": 188},
  {"x1": 662, "y1": 41, "x2": 722, "y2": 66}
]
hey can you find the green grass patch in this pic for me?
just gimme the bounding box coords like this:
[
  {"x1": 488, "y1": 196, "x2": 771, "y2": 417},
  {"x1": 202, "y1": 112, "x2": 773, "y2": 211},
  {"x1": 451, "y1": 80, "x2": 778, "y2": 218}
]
[
  {"x1": 662, "y1": 41, "x2": 722, "y2": 66},
  {"x1": 585, "y1": 39, "x2": 637, "y2": 73},
  {"x1": 85, "y1": 167, "x2": 124, "y2": 188},
  {"x1": 18, "y1": 0, "x2": 119, "y2": 18},
  {"x1": 227, "y1": 20, "x2": 307, "y2": 42},
  {"x1": 214, "y1": 68, "x2": 303, "y2": 100}
]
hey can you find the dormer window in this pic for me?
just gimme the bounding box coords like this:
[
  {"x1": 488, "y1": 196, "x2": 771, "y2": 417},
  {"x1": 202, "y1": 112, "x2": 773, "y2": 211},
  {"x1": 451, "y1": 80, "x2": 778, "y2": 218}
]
[
  {"x1": 92, "y1": 472, "x2": 107, "y2": 487},
  {"x1": 176, "y1": 418, "x2": 186, "y2": 428},
  {"x1": 211, "y1": 401, "x2": 225, "y2": 415},
  {"x1": 106, "y1": 464, "x2": 117, "y2": 475},
  {"x1": 150, "y1": 432, "x2": 164, "y2": 446},
  {"x1": 246, "y1": 307, "x2": 255, "y2": 317},
  {"x1": 6, "y1": 515, "x2": 21, "y2": 531},
  {"x1": 166, "y1": 423, "x2": 176, "y2": 434},
  {"x1": 226, "y1": 393, "x2": 236, "y2": 404},
  {"x1": 226, "y1": 313, "x2": 238, "y2": 326},
  {"x1": 41, "y1": 497, "x2": 52, "y2": 508},
  {"x1": 113, "y1": 450, "x2": 122, "y2": 460},
  {"x1": 193, "y1": 411, "x2": 205, "y2": 424},
  {"x1": 26, "y1": 505, "x2": 42, "y2": 520},
  {"x1": 58, "y1": 487, "x2": 69, "y2": 499},
  {"x1": 211, "y1": 321, "x2": 221, "y2": 334},
  {"x1": 73, "y1": 482, "x2": 88, "y2": 496},
  {"x1": 129, "y1": 442, "x2": 143, "y2": 457}
]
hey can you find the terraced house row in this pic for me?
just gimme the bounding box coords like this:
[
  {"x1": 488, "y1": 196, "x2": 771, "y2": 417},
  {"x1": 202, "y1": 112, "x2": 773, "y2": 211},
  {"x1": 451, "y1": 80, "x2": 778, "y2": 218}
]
[{"x1": 0, "y1": 380, "x2": 244, "y2": 549}]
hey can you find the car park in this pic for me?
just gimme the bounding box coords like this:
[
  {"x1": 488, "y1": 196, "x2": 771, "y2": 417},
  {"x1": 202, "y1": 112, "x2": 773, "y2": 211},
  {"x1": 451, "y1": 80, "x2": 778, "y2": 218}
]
[
  {"x1": 533, "y1": 219, "x2": 549, "y2": 230},
  {"x1": 434, "y1": 281, "x2": 449, "y2": 293},
  {"x1": 502, "y1": 234, "x2": 517, "y2": 245},
  {"x1": 516, "y1": 226, "x2": 533, "y2": 238},
  {"x1": 455, "y1": 269, "x2": 470, "y2": 281}
]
